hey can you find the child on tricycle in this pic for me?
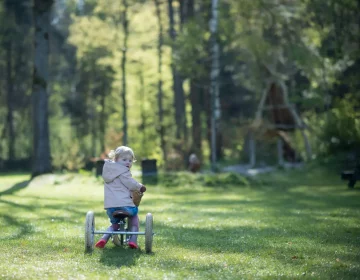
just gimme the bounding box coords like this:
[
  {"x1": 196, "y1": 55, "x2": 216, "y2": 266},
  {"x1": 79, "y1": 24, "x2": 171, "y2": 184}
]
[{"x1": 95, "y1": 146, "x2": 146, "y2": 249}]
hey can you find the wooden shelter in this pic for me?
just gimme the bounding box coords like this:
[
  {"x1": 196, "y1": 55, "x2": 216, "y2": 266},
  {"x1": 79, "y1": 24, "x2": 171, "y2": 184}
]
[{"x1": 248, "y1": 79, "x2": 312, "y2": 167}]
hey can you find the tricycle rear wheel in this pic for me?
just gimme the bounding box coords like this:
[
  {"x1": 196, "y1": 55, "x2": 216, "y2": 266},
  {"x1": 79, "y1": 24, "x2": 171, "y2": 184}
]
[
  {"x1": 145, "y1": 213, "x2": 153, "y2": 253},
  {"x1": 85, "y1": 211, "x2": 95, "y2": 253}
]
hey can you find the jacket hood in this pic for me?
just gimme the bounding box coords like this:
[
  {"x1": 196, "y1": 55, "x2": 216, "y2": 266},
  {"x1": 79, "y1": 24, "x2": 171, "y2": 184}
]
[{"x1": 102, "y1": 160, "x2": 129, "y2": 183}]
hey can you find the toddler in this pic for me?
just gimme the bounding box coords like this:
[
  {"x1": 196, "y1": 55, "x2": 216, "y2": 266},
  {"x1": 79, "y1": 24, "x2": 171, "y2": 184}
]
[{"x1": 95, "y1": 146, "x2": 146, "y2": 249}]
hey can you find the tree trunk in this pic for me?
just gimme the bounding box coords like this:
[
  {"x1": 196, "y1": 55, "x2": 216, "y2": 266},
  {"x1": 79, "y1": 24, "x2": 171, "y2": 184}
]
[
  {"x1": 154, "y1": 0, "x2": 167, "y2": 162},
  {"x1": 203, "y1": 84, "x2": 212, "y2": 157},
  {"x1": 100, "y1": 83, "x2": 106, "y2": 153},
  {"x1": 358, "y1": 0, "x2": 360, "y2": 49},
  {"x1": 189, "y1": 80, "x2": 202, "y2": 158},
  {"x1": 91, "y1": 67, "x2": 97, "y2": 157},
  {"x1": 209, "y1": 0, "x2": 221, "y2": 170},
  {"x1": 179, "y1": 0, "x2": 185, "y2": 27},
  {"x1": 138, "y1": 67, "x2": 147, "y2": 155},
  {"x1": 186, "y1": 0, "x2": 195, "y2": 17},
  {"x1": 181, "y1": 0, "x2": 201, "y2": 159},
  {"x1": 121, "y1": 0, "x2": 129, "y2": 146},
  {"x1": 180, "y1": 0, "x2": 195, "y2": 26},
  {"x1": 6, "y1": 40, "x2": 15, "y2": 159},
  {"x1": 168, "y1": 0, "x2": 187, "y2": 146},
  {"x1": 249, "y1": 131, "x2": 256, "y2": 167},
  {"x1": 32, "y1": 0, "x2": 53, "y2": 177},
  {"x1": 91, "y1": 104, "x2": 97, "y2": 156}
]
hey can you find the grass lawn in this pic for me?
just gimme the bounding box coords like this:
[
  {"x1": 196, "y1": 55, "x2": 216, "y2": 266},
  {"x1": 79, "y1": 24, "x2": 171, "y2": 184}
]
[{"x1": 0, "y1": 169, "x2": 359, "y2": 279}]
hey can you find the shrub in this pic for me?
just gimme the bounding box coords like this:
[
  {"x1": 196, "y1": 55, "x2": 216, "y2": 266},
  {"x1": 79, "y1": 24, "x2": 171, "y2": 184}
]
[
  {"x1": 320, "y1": 97, "x2": 360, "y2": 154},
  {"x1": 156, "y1": 172, "x2": 250, "y2": 188}
]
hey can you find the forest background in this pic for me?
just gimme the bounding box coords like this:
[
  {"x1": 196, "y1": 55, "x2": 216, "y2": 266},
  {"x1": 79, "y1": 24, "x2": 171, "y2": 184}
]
[{"x1": 1, "y1": 0, "x2": 359, "y2": 175}]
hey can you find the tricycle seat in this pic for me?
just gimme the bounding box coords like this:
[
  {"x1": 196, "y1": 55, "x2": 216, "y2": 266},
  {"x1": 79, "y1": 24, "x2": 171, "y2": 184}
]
[{"x1": 112, "y1": 210, "x2": 131, "y2": 219}]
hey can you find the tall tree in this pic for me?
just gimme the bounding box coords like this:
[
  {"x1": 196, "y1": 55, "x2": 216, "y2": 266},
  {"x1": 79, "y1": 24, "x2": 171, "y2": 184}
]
[
  {"x1": 179, "y1": 0, "x2": 202, "y2": 158},
  {"x1": 32, "y1": 0, "x2": 53, "y2": 176},
  {"x1": 99, "y1": 79, "x2": 107, "y2": 153},
  {"x1": 189, "y1": 81, "x2": 202, "y2": 157},
  {"x1": 90, "y1": 62, "x2": 97, "y2": 157},
  {"x1": 121, "y1": 0, "x2": 129, "y2": 146},
  {"x1": 154, "y1": 0, "x2": 167, "y2": 162},
  {"x1": 137, "y1": 65, "x2": 148, "y2": 155},
  {"x1": 209, "y1": 0, "x2": 221, "y2": 170},
  {"x1": 168, "y1": 0, "x2": 187, "y2": 148},
  {"x1": 1, "y1": 0, "x2": 32, "y2": 161},
  {"x1": 5, "y1": 19, "x2": 15, "y2": 159}
]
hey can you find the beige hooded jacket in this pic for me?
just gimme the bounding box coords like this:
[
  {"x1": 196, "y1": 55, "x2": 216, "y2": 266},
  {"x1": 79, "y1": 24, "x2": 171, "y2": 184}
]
[{"x1": 102, "y1": 160, "x2": 142, "y2": 208}]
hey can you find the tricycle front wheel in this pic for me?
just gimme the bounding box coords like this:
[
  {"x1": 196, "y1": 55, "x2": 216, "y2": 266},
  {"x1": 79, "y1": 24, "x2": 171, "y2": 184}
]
[{"x1": 113, "y1": 221, "x2": 126, "y2": 246}]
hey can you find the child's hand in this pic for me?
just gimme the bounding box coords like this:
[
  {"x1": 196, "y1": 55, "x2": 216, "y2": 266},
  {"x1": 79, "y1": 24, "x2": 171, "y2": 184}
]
[{"x1": 140, "y1": 184, "x2": 146, "y2": 193}]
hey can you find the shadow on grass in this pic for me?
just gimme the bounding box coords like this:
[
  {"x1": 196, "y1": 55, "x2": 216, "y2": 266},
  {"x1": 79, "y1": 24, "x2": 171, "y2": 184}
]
[
  {"x1": 0, "y1": 192, "x2": 99, "y2": 242},
  {"x1": 98, "y1": 246, "x2": 143, "y2": 267},
  {"x1": 0, "y1": 197, "x2": 35, "y2": 210},
  {"x1": 0, "y1": 214, "x2": 35, "y2": 241},
  {"x1": 0, "y1": 196, "x2": 95, "y2": 216},
  {"x1": 0, "y1": 180, "x2": 30, "y2": 196}
]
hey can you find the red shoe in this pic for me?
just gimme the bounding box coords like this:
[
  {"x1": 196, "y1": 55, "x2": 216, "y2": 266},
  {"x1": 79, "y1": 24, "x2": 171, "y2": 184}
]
[
  {"x1": 95, "y1": 239, "x2": 107, "y2": 248},
  {"x1": 128, "y1": 242, "x2": 138, "y2": 249}
]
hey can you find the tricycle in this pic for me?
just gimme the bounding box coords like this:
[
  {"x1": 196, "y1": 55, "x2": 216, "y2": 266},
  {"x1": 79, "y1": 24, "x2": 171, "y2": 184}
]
[{"x1": 84, "y1": 210, "x2": 154, "y2": 253}]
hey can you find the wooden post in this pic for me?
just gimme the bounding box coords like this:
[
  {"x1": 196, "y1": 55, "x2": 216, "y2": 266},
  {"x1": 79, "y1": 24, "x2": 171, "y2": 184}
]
[
  {"x1": 255, "y1": 81, "x2": 271, "y2": 122},
  {"x1": 277, "y1": 138, "x2": 284, "y2": 166},
  {"x1": 300, "y1": 128, "x2": 312, "y2": 161},
  {"x1": 278, "y1": 81, "x2": 312, "y2": 161},
  {"x1": 249, "y1": 131, "x2": 256, "y2": 167}
]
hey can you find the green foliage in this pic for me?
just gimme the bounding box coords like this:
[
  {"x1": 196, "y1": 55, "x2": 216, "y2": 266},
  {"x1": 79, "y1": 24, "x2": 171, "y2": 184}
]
[
  {"x1": 173, "y1": 21, "x2": 209, "y2": 79},
  {"x1": 152, "y1": 172, "x2": 250, "y2": 188},
  {"x1": 1, "y1": 0, "x2": 360, "y2": 169},
  {"x1": 320, "y1": 97, "x2": 360, "y2": 154},
  {"x1": 64, "y1": 0, "x2": 175, "y2": 166},
  {"x1": 51, "y1": 133, "x2": 86, "y2": 171},
  {"x1": 301, "y1": 96, "x2": 360, "y2": 160},
  {"x1": 202, "y1": 172, "x2": 251, "y2": 187}
]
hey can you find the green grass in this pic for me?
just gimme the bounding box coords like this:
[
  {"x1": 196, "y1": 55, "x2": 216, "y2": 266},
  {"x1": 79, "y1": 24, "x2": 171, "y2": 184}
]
[{"x1": 0, "y1": 169, "x2": 359, "y2": 279}]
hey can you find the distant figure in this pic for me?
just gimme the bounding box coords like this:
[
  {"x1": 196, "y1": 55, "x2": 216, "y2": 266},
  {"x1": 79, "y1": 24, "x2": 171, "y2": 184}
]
[{"x1": 189, "y1": 153, "x2": 201, "y2": 173}]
